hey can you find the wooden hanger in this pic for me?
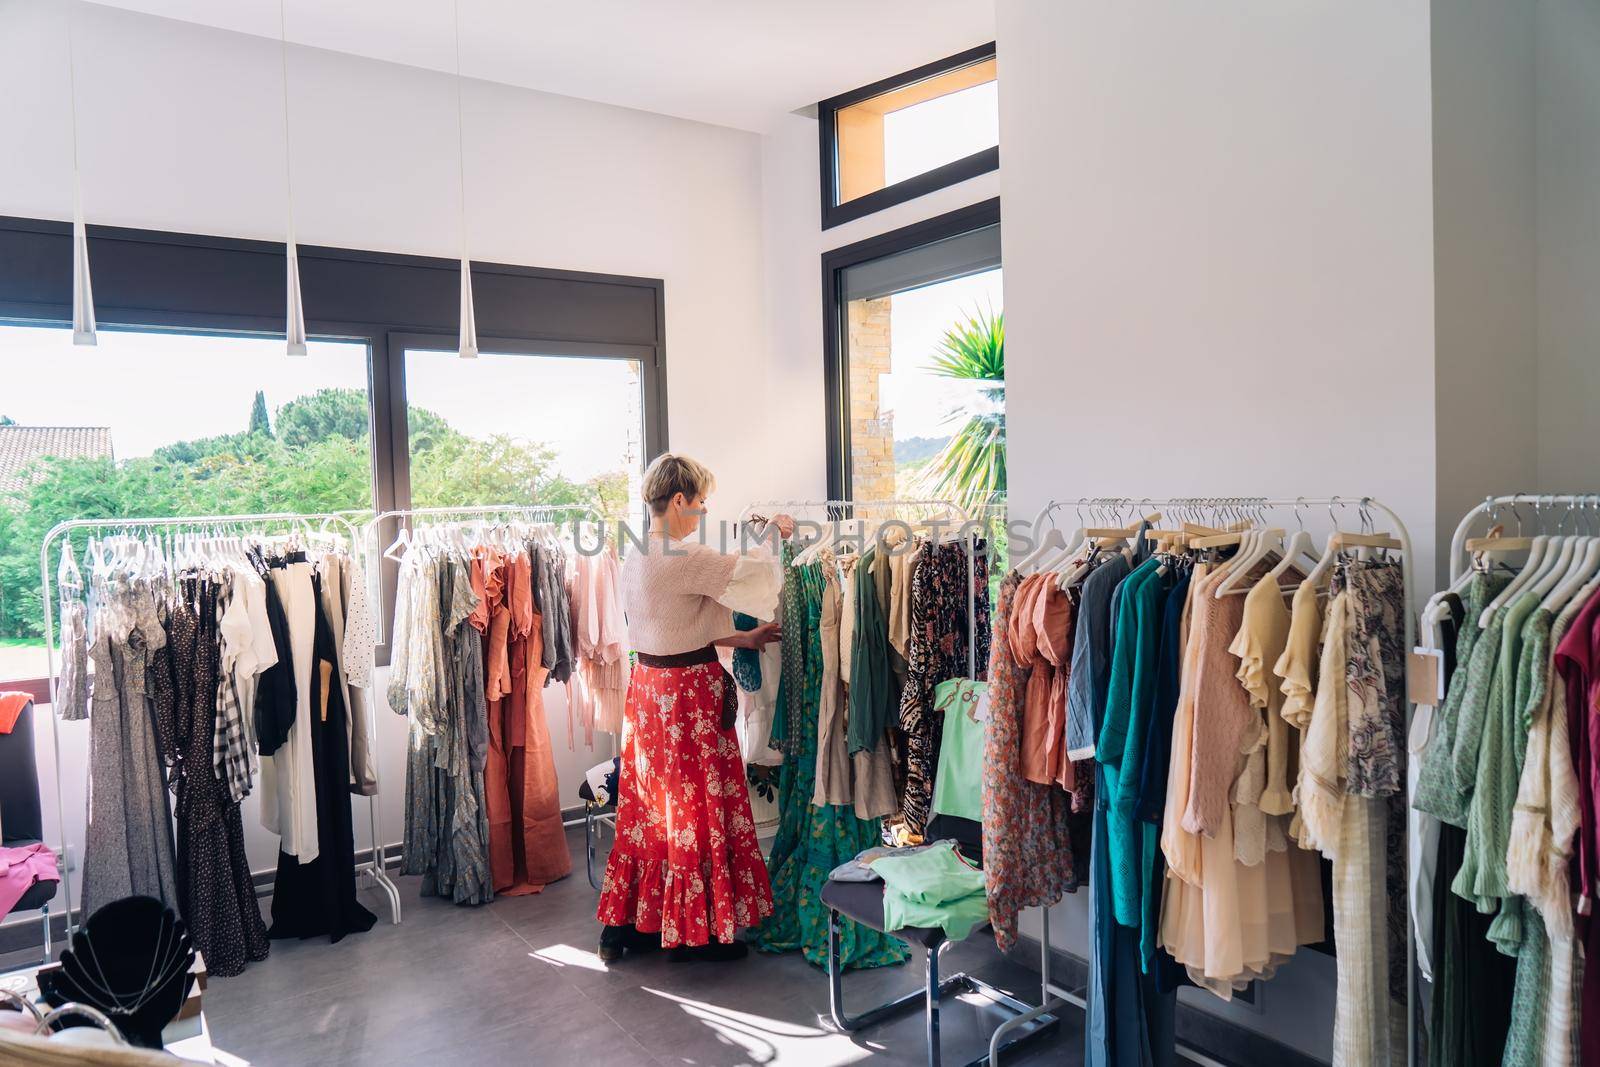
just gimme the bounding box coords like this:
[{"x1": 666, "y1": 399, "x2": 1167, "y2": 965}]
[
  {"x1": 1464, "y1": 524, "x2": 1535, "y2": 554},
  {"x1": 1330, "y1": 530, "x2": 1403, "y2": 551}
]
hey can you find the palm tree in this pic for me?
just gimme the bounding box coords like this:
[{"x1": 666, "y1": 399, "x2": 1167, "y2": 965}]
[{"x1": 918, "y1": 306, "x2": 1004, "y2": 513}]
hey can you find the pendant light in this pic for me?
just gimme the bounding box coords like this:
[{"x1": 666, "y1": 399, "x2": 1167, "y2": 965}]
[
  {"x1": 66, "y1": 3, "x2": 96, "y2": 346},
  {"x1": 452, "y1": 0, "x2": 478, "y2": 359},
  {"x1": 279, "y1": 0, "x2": 307, "y2": 356}
]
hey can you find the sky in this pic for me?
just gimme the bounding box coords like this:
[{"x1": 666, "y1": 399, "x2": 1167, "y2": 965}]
[
  {"x1": 880, "y1": 269, "x2": 1004, "y2": 443},
  {"x1": 0, "y1": 326, "x2": 642, "y2": 482},
  {"x1": 883, "y1": 81, "x2": 1000, "y2": 187}
]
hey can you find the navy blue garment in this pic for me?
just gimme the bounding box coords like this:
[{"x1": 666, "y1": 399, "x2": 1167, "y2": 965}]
[{"x1": 1134, "y1": 567, "x2": 1192, "y2": 994}]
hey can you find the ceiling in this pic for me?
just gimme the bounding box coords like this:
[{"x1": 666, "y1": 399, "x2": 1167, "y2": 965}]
[{"x1": 85, "y1": 0, "x2": 996, "y2": 133}]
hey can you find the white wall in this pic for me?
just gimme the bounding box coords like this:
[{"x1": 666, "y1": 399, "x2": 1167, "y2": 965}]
[
  {"x1": 995, "y1": 0, "x2": 1437, "y2": 1057},
  {"x1": 0, "y1": 0, "x2": 774, "y2": 526},
  {"x1": 756, "y1": 111, "x2": 1002, "y2": 509},
  {"x1": 0, "y1": 0, "x2": 781, "y2": 900},
  {"x1": 1431, "y1": 0, "x2": 1539, "y2": 584},
  {"x1": 1534, "y1": 0, "x2": 1600, "y2": 495}
]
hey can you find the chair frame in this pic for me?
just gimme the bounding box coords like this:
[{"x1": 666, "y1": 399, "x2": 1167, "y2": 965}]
[
  {"x1": 584, "y1": 800, "x2": 617, "y2": 891},
  {"x1": 825, "y1": 907, "x2": 1058, "y2": 1067}
]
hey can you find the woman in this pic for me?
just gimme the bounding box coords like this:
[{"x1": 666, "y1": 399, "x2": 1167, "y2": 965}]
[{"x1": 596, "y1": 454, "x2": 791, "y2": 962}]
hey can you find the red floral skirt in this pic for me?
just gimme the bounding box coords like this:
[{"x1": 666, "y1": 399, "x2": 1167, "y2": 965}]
[{"x1": 596, "y1": 660, "x2": 773, "y2": 947}]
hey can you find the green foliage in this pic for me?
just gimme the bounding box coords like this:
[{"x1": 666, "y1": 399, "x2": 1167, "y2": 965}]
[
  {"x1": 917, "y1": 306, "x2": 1006, "y2": 514},
  {"x1": 248, "y1": 390, "x2": 273, "y2": 437},
  {"x1": 0, "y1": 396, "x2": 622, "y2": 640},
  {"x1": 275, "y1": 387, "x2": 370, "y2": 449}
]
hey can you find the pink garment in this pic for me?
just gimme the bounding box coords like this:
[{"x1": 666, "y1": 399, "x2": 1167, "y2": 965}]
[
  {"x1": 566, "y1": 550, "x2": 632, "y2": 745},
  {"x1": 0, "y1": 843, "x2": 58, "y2": 920}
]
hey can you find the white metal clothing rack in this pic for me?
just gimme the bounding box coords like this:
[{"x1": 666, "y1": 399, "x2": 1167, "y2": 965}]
[
  {"x1": 740, "y1": 498, "x2": 987, "y2": 680},
  {"x1": 37, "y1": 511, "x2": 403, "y2": 936},
  {"x1": 997, "y1": 495, "x2": 1416, "y2": 1067},
  {"x1": 1448, "y1": 492, "x2": 1600, "y2": 581},
  {"x1": 361, "y1": 502, "x2": 611, "y2": 832}
]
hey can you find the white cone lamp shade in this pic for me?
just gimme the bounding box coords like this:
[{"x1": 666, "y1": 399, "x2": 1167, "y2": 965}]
[
  {"x1": 286, "y1": 238, "x2": 308, "y2": 356},
  {"x1": 71, "y1": 201, "x2": 96, "y2": 346},
  {"x1": 459, "y1": 257, "x2": 478, "y2": 359}
]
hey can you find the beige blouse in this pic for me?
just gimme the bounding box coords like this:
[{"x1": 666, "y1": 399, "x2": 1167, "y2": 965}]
[
  {"x1": 1230, "y1": 573, "x2": 1297, "y2": 819},
  {"x1": 1298, "y1": 590, "x2": 1351, "y2": 857},
  {"x1": 619, "y1": 534, "x2": 780, "y2": 656}
]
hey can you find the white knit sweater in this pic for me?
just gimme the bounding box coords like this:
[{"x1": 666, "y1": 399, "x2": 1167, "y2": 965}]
[{"x1": 619, "y1": 534, "x2": 781, "y2": 656}]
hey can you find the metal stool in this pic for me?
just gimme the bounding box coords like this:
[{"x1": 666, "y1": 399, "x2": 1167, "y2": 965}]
[
  {"x1": 577, "y1": 779, "x2": 617, "y2": 891},
  {"x1": 821, "y1": 878, "x2": 1058, "y2": 1067}
]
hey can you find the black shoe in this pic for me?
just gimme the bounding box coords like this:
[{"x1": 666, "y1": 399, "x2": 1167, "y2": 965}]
[
  {"x1": 623, "y1": 927, "x2": 662, "y2": 955},
  {"x1": 668, "y1": 940, "x2": 750, "y2": 963},
  {"x1": 598, "y1": 924, "x2": 632, "y2": 962}
]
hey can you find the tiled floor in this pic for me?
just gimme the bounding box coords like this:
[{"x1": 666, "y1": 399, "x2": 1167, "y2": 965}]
[{"x1": 196, "y1": 828, "x2": 1086, "y2": 1066}]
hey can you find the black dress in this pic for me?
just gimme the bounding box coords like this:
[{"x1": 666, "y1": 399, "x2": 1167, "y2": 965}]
[
  {"x1": 268, "y1": 572, "x2": 377, "y2": 943},
  {"x1": 252, "y1": 549, "x2": 297, "y2": 758},
  {"x1": 168, "y1": 576, "x2": 271, "y2": 978}
]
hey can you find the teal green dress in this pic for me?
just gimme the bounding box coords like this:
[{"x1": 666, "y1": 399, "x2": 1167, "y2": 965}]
[{"x1": 753, "y1": 562, "x2": 908, "y2": 970}]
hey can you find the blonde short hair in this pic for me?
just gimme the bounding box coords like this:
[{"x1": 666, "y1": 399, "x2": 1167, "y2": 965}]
[{"x1": 641, "y1": 453, "x2": 716, "y2": 514}]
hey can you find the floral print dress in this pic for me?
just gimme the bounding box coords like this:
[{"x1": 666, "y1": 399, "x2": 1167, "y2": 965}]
[{"x1": 753, "y1": 562, "x2": 908, "y2": 970}]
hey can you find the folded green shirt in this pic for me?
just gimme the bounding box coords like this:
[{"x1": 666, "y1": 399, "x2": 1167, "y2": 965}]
[{"x1": 870, "y1": 840, "x2": 988, "y2": 941}]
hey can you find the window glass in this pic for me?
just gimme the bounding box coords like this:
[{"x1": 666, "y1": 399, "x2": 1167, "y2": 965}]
[
  {"x1": 839, "y1": 223, "x2": 1006, "y2": 579},
  {"x1": 403, "y1": 348, "x2": 644, "y2": 523},
  {"x1": 0, "y1": 323, "x2": 373, "y2": 685},
  {"x1": 833, "y1": 55, "x2": 998, "y2": 206}
]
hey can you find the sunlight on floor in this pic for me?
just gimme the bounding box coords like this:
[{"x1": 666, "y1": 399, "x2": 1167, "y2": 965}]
[
  {"x1": 531, "y1": 943, "x2": 611, "y2": 972},
  {"x1": 641, "y1": 985, "x2": 876, "y2": 1066}
]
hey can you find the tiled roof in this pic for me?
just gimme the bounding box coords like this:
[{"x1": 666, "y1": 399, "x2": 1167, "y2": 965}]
[{"x1": 0, "y1": 426, "x2": 114, "y2": 494}]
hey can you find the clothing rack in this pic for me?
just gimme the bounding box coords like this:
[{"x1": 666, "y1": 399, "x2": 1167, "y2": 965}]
[
  {"x1": 360, "y1": 502, "x2": 611, "y2": 831},
  {"x1": 1448, "y1": 492, "x2": 1600, "y2": 582},
  {"x1": 37, "y1": 511, "x2": 404, "y2": 937},
  {"x1": 997, "y1": 495, "x2": 1417, "y2": 1067},
  {"x1": 740, "y1": 498, "x2": 985, "y2": 680}
]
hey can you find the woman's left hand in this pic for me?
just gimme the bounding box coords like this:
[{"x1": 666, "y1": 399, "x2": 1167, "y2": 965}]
[
  {"x1": 769, "y1": 513, "x2": 796, "y2": 540},
  {"x1": 742, "y1": 621, "x2": 783, "y2": 649}
]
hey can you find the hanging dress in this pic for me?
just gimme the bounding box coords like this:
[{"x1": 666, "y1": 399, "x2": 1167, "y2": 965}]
[
  {"x1": 981, "y1": 572, "x2": 1079, "y2": 952},
  {"x1": 78, "y1": 577, "x2": 180, "y2": 917},
  {"x1": 168, "y1": 576, "x2": 270, "y2": 978},
  {"x1": 753, "y1": 562, "x2": 907, "y2": 969},
  {"x1": 268, "y1": 569, "x2": 377, "y2": 943}
]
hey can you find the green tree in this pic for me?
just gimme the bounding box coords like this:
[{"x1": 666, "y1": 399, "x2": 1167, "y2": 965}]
[
  {"x1": 276, "y1": 387, "x2": 370, "y2": 449},
  {"x1": 0, "y1": 415, "x2": 16, "y2": 426},
  {"x1": 917, "y1": 307, "x2": 1005, "y2": 514},
  {"x1": 248, "y1": 389, "x2": 273, "y2": 437}
]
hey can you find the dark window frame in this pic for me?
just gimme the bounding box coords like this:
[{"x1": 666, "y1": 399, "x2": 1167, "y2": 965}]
[
  {"x1": 821, "y1": 197, "x2": 1001, "y2": 499},
  {"x1": 818, "y1": 42, "x2": 999, "y2": 231},
  {"x1": 0, "y1": 214, "x2": 667, "y2": 681}
]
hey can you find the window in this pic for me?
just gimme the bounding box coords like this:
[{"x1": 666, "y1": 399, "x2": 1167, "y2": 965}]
[
  {"x1": 0, "y1": 324, "x2": 375, "y2": 698},
  {"x1": 402, "y1": 342, "x2": 645, "y2": 521},
  {"x1": 823, "y1": 199, "x2": 1005, "y2": 564},
  {"x1": 819, "y1": 43, "x2": 999, "y2": 230},
  {"x1": 0, "y1": 216, "x2": 667, "y2": 685}
]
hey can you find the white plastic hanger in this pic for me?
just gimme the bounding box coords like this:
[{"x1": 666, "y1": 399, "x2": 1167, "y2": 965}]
[
  {"x1": 1543, "y1": 536, "x2": 1599, "y2": 614},
  {"x1": 1215, "y1": 527, "x2": 1284, "y2": 598},
  {"x1": 1481, "y1": 535, "x2": 1550, "y2": 627},
  {"x1": 384, "y1": 525, "x2": 412, "y2": 562}
]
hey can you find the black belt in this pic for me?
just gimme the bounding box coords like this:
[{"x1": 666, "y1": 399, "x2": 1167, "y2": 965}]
[
  {"x1": 636, "y1": 646, "x2": 719, "y2": 670},
  {"x1": 634, "y1": 646, "x2": 737, "y2": 730}
]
